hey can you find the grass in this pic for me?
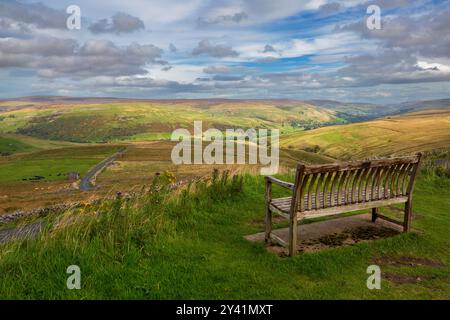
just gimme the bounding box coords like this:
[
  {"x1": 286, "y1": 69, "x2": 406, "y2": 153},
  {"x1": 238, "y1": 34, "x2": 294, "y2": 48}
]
[
  {"x1": 0, "y1": 133, "x2": 81, "y2": 155},
  {"x1": 281, "y1": 109, "x2": 450, "y2": 159},
  {"x1": 0, "y1": 168, "x2": 448, "y2": 299},
  {"x1": 0, "y1": 136, "x2": 36, "y2": 155},
  {"x1": 0, "y1": 145, "x2": 122, "y2": 183}
]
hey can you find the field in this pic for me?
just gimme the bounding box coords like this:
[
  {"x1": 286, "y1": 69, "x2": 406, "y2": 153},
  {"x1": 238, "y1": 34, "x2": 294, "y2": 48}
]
[{"x1": 281, "y1": 109, "x2": 450, "y2": 160}]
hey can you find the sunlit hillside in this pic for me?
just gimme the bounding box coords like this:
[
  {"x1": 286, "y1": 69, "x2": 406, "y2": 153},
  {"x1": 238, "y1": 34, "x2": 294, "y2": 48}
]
[{"x1": 281, "y1": 109, "x2": 450, "y2": 160}]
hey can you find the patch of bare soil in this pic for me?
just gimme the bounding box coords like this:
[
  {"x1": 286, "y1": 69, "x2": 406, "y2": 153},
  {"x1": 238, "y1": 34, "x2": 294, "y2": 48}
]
[
  {"x1": 315, "y1": 233, "x2": 350, "y2": 247},
  {"x1": 348, "y1": 226, "x2": 399, "y2": 241},
  {"x1": 373, "y1": 256, "x2": 445, "y2": 268},
  {"x1": 373, "y1": 255, "x2": 444, "y2": 285},
  {"x1": 300, "y1": 226, "x2": 400, "y2": 251},
  {"x1": 383, "y1": 272, "x2": 435, "y2": 284}
]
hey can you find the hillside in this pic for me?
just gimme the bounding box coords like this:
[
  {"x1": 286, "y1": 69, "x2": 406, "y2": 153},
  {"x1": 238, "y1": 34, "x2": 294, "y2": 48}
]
[
  {"x1": 0, "y1": 100, "x2": 336, "y2": 143},
  {"x1": 281, "y1": 109, "x2": 450, "y2": 160},
  {"x1": 389, "y1": 98, "x2": 450, "y2": 114},
  {"x1": 305, "y1": 100, "x2": 390, "y2": 121},
  {"x1": 0, "y1": 97, "x2": 400, "y2": 144},
  {"x1": 2, "y1": 97, "x2": 449, "y2": 144}
]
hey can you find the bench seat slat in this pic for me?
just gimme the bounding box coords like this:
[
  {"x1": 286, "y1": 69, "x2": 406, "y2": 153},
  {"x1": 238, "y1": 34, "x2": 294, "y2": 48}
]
[{"x1": 269, "y1": 187, "x2": 405, "y2": 214}]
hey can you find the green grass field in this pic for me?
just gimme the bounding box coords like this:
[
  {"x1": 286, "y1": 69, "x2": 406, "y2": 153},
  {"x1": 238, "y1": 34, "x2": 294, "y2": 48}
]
[
  {"x1": 0, "y1": 134, "x2": 80, "y2": 155},
  {"x1": 0, "y1": 136, "x2": 35, "y2": 155},
  {"x1": 0, "y1": 145, "x2": 121, "y2": 183},
  {"x1": 0, "y1": 169, "x2": 448, "y2": 299}
]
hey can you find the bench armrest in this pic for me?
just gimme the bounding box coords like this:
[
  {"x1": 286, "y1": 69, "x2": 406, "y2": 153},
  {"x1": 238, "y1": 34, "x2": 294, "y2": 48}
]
[{"x1": 265, "y1": 176, "x2": 294, "y2": 190}]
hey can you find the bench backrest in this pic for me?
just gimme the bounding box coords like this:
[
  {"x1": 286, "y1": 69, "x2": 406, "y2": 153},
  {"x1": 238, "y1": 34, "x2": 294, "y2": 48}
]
[{"x1": 292, "y1": 154, "x2": 422, "y2": 212}]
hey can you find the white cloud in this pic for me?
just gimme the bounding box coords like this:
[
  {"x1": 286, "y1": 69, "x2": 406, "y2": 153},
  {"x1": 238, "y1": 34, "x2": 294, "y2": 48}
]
[{"x1": 417, "y1": 61, "x2": 450, "y2": 73}]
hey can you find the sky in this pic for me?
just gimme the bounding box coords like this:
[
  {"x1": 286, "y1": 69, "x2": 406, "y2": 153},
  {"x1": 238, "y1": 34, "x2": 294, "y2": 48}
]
[{"x1": 0, "y1": 0, "x2": 449, "y2": 103}]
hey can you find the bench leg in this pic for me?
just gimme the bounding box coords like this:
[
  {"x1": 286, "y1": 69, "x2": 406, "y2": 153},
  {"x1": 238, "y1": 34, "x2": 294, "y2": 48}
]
[
  {"x1": 288, "y1": 216, "x2": 297, "y2": 256},
  {"x1": 403, "y1": 200, "x2": 412, "y2": 232},
  {"x1": 265, "y1": 207, "x2": 272, "y2": 244},
  {"x1": 371, "y1": 208, "x2": 379, "y2": 222}
]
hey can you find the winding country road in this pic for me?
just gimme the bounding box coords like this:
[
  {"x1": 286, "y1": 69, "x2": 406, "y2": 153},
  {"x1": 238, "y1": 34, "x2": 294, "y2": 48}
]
[
  {"x1": 0, "y1": 148, "x2": 127, "y2": 244},
  {"x1": 79, "y1": 147, "x2": 127, "y2": 191}
]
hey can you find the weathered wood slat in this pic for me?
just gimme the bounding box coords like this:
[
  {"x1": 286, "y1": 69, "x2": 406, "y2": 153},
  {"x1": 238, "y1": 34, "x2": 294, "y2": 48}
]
[
  {"x1": 307, "y1": 173, "x2": 319, "y2": 211},
  {"x1": 303, "y1": 155, "x2": 421, "y2": 174},
  {"x1": 364, "y1": 167, "x2": 376, "y2": 202},
  {"x1": 297, "y1": 174, "x2": 309, "y2": 212},
  {"x1": 315, "y1": 172, "x2": 325, "y2": 210},
  {"x1": 297, "y1": 197, "x2": 409, "y2": 220},
  {"x1": 265, "y1": 176, "x2": 294, "y2": 189},
  {"x1": 330, "y1": 171, "x2": 340, "y2": 207},
  {"x1": 376, "y1": 213, "x2": 405, "y2": 227},
  {"x1": 346, "y1": 170, "x2": 356, "y2": 204},
  {"x1": 337, "y1": 170, "x2": 347, "y2": 206},
  {"x1": 371, "y1": 166, "x2": 382, "y2": 201},
  {"x1": 396, "y1": 163, "x2": 408, "y2": 196},
  {"x1": 358, "y1": 167, "x2": 369, "y2": 203},
  {"x1": 377, "y1": 166, "x2": 388, "y2": 200},
  {"x1": 269, "y1": 233, "x2": 287, "y2": 247},
  {"x1": 351, "y1": 168, "x2": 361, "y2": 204},
  {"x1": 391, "y1": 163, "x2": 403, "y2": 197},
  {"x1": 323, "y1": 172, "x2": 333, "y2": 208},
  {"x1": 403, "y1": 163, "x2": 414, "y2": 195},
  {"x1": 384, "y1": 165, "x2": 395, "y2": 199}
]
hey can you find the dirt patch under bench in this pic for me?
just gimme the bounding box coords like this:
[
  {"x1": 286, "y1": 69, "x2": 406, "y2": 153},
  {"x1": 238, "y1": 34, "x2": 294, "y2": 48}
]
[{"x1": 245, "y1": 213, "x2": 404, "y2": 255}]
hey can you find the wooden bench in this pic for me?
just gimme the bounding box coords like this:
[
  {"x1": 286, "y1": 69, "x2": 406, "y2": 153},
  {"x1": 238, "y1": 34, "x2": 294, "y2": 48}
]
[{"x1": 265, "y1": 154, "x2": 422, "y2": 256}]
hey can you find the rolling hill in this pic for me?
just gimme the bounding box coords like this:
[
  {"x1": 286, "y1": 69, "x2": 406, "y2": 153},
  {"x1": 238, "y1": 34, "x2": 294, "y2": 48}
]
[
  {"x1": 0, "y1": 98, "x2": 347, "y2": 143},
  {"x1": 3, "y1": 96, "x2": 446, "y2": 145},
  {"x1": 1, "y1": 96, "x2": 449, "y2": 154},
  {"x1": 281, "y1": 108, "x2": 450, "y2": 160}
]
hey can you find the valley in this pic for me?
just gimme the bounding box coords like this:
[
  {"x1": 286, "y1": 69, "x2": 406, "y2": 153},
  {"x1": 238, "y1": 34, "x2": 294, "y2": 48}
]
[{"x1": 0, "y1": 97, "x2": 449, "y2": 214}]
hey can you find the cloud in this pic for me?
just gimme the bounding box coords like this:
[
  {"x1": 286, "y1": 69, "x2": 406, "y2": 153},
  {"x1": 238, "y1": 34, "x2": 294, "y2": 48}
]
[
  {"x1": 197, "y1": 0, "x2": 326, "y2": 26},
  {"x1": 0, "y1": 37, "x2": 164, "y2": 78},
  {"x1": 262, "y1": 44, "x2": 276, "y2": 53},
  {"x1": 330, "y1": 7, "x2": 450, "y2": 87},
  {"x1": 203, "y1": 65, "x2": 233, "y2": 74},
  {"x1": 192, "y1": 40, "x2": 239, "y2": 58},
  {"x1": 0, "y1": 0, "x2": 67, "y2": 30},
  {"x1": 169, "y1": 43, "x2": 177, "y2": 52},
  {"x1": 212, "y1": 75, "x2": 244, "y2": 81},
  {"x1": 337, "y1": 51, "x2": 450, "y2": 86},
  {"x1": 197, "y1": 11, "x2": 248, "y2": 26},
  {"x1": 337, "y1": 8, "x2": 450, "y2": 59},
  {"x1": 0, "y1": 17, "x2": 30, "y2": 38},
  {"x1": 89, "y1": 12, "x2": 145, "y2": 34},
  {"x1": 318, "y1": 2, "x2": 341, "y2": 15}
]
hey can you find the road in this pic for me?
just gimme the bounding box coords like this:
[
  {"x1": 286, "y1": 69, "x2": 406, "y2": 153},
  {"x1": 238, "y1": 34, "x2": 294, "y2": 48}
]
[
  {"x1": 79, "y1": 147, "x2": 126, "y2": 191},
  {"x1": 0, "y1": 148, "x2": 127, "y2": 243}
]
